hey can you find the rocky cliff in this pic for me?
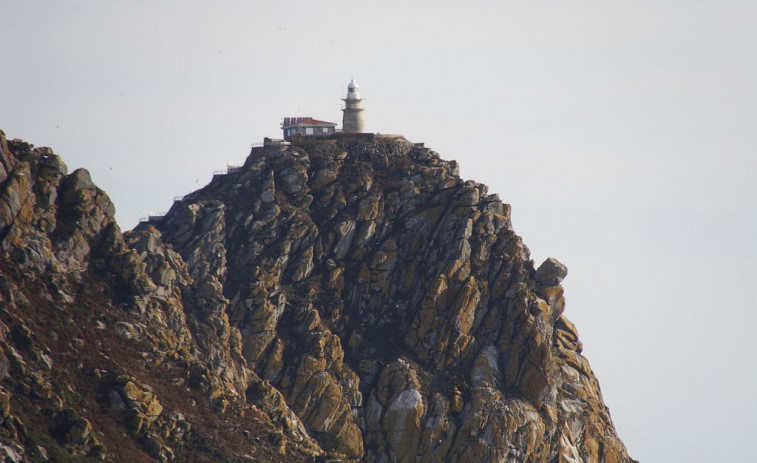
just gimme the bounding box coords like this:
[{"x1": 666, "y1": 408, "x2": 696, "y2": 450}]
[{"x1": 0, "y1": 130, "x2": 635, "y2": 462}]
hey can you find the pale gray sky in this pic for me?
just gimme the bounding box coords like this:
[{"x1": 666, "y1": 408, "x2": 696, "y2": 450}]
[{"x1": 2, "y1": 2, "x2": 756, "y2": 461}]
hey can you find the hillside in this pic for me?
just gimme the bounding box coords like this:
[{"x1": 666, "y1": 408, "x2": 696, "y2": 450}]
[{"x1": 0, "y1": 130, "x2": 635, "y2": 462}]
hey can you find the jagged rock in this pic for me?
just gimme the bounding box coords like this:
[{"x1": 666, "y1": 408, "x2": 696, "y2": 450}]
[
  {"x1": 143, "y1": 433, "x2": 174, "y2": 462},
  {"x1": 63, "y1": 415, "x2": 92, "y2": 445},
  {"x1": 536, "y1": 257, "x2": 568, "y2": 286},
  {"x1": 0, "y1": 388, "x2": 11, "y2": 417},
  {"x1": 383, "y1": 388, "x2": 424, "y2": 463},
  {"x1": 0, "y1": 444, "x2": 23, "y2": 463},
  {"x1": 112, "y1": 377, "x2": 164, "y2": 433},
  {"x1": 0, "y1": 129, "x2": 635, "y2": 463},
  {"x1": 49, "y1": 408, "x2": 102, "y2": 457},
  {"x1": 310, "y1": 164, "x2": 339, "y2": 190}
]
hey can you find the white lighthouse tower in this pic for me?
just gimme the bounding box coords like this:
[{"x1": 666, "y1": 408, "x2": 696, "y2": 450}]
[{"x1": 342, "y1": 79, "x2": 365, "y2": 133}]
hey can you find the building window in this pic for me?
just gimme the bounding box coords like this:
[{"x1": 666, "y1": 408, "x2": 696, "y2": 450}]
[{"x1": 306, "y1": 128, "x2": 314, "y2": 135}]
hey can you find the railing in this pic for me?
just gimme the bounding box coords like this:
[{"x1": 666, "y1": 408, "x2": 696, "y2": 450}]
[
  {"x1": 139, "y1": 213, "x2": 166, "y2": 223},
  {"x1": 213, "y1": 163, "x2": 244, "y2": 176}
]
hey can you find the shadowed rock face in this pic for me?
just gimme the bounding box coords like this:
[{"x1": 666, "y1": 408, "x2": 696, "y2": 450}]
[{"x1": 0, "y1": 129, "x2": 635, "y2": 463}]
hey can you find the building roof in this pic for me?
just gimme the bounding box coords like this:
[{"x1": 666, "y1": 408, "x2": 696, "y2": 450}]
[{"x1": 282, "y1": 117, "x2": 336, "y2": 127}]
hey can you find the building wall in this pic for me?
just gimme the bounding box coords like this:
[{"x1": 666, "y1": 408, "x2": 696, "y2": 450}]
[{"x1": 283, "y1": 124, "x2": 336, "y2": 140}]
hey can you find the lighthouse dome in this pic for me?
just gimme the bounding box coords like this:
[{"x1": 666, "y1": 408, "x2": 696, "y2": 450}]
[{"x1": 346, "y1": 80, "x2": 361, "y2": 99}]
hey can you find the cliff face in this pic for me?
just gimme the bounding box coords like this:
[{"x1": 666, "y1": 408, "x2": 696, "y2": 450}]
[{"x1": 0, "y1": 130, "x2": 634, "y2": 463}]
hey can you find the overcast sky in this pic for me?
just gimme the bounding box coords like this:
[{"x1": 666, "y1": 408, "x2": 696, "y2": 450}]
[{"x1": 2, "y1": 2, "x2": 756, "y2": 461}]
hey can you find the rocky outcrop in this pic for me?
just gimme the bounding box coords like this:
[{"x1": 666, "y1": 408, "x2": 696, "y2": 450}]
[
  {"x1": 0, "y1": 130, "x2": 320, "y2": 462},
  {"x1": 0, "y1": 129, "x2": 635, "y2": 462},
  {"x1": 152, "y1": 135, "x2": 634, "y2": 463}
]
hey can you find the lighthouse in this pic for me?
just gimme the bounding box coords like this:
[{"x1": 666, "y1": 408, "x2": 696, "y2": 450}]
[{"x1": 342, "y1": 79, "x2": 365, "y2": 133}]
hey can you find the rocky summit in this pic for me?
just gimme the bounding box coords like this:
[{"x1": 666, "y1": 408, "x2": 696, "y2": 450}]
[{"x1": 0, "y1": 130, "x2": 636, "y2": 462}]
